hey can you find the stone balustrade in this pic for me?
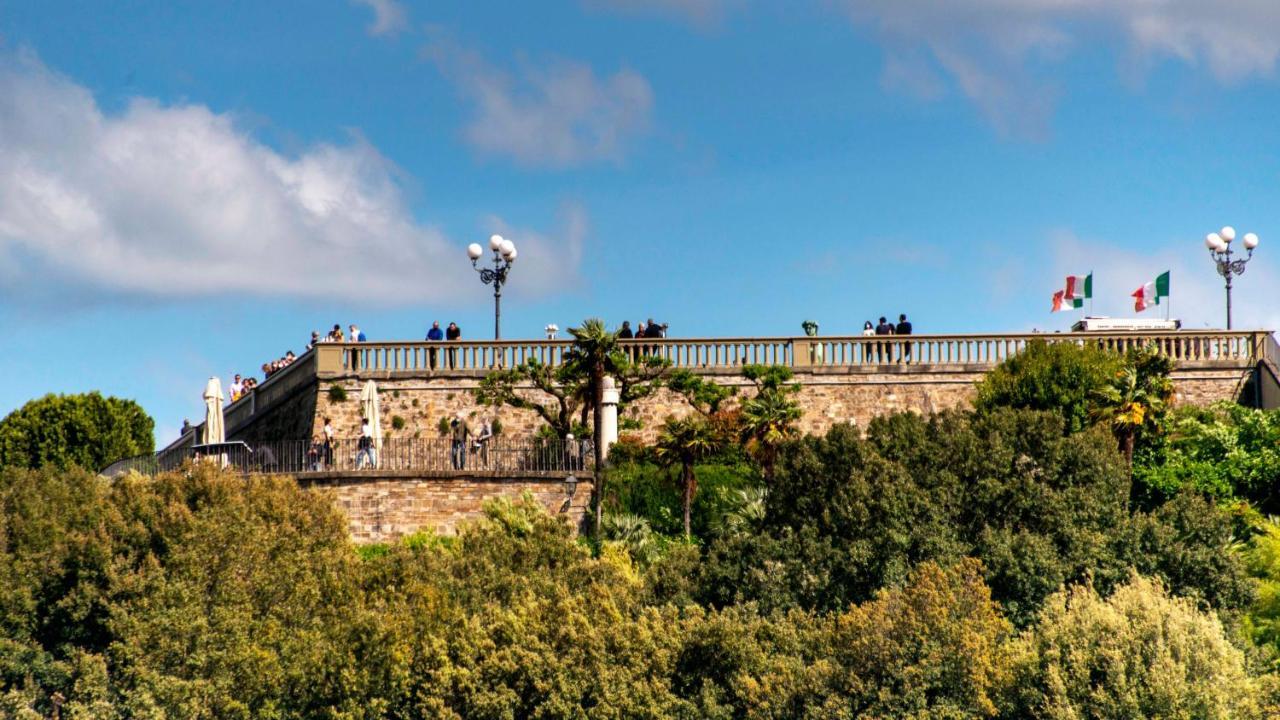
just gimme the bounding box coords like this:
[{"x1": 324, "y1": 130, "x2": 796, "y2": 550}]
[{"x1": 312, "y1": 330, "x2": 1271, "y2": 375}]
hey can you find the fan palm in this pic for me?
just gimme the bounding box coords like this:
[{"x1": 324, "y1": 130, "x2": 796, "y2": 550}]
[
  {"x1": 1093, "y1": 358, "x2": 1173, "y2": 463},
  {"x1": 564, "y1": 318, "x2": 620, "y2": 534},
  {"x1": 654, "y1": 416, "x2": 721, "y2": 538},
  {"x1": 740, "y1": 389, "x2": 802, "y2": 481}
]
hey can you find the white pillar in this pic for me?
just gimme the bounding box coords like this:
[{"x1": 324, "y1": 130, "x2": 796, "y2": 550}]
[{"x1": 600, "y1": 375, "x2": 620, "y2": 458}]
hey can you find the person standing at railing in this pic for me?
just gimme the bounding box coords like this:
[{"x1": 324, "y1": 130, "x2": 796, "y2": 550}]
[
  {"x1": 323, "y1": 417, "x2": 335, "y2": 470},
  {"x1": 473, "y1": 417, "x2": 493, "y2": 468},
  {"x1": 349, "y1": 324, "x2": 366, "y2": 370},
  {"x1": 895, "y1": 314, "x2": 913, "y2": 363},
  {"x1": 426, "y1": 321, "x2": 444, "y2": 369},
  {"x1": 356, "y1": 418, "x2": 375, "y2": 469},
  {"x1": 446, "y1": 322, "x2": 461, "y2": 369},
  {"x1": 450, "y1": 413, "x2": 470, "y2": 470},
  {"x1": 875, "y1": 316, "x2": 895, "y2": 363}
]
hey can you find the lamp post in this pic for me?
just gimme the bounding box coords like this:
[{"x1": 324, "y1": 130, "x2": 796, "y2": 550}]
[
  {"x1": 1204, "y1": 226, "x2": 1260, "y2": 330},
  {"x1": 467, "y1": 234, "x2": 518, "y2": 340}
]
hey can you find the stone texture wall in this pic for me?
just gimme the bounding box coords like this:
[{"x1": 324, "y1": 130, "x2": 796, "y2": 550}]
[
  {"x1": 301, "y1": 365, "x2": 1251, "y2": 445},
  {"x1": 301, "y1": 473, "x2": 592, "y2": 543}
]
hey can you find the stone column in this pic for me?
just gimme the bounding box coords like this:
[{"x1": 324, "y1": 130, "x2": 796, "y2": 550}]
[{"x1": 600, "y1": 375, "x2": 620, "y2": 458}]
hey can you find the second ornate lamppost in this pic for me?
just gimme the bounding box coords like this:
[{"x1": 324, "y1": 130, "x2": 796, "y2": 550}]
[
  {"x1": 1204, "y1": 226, "x2": 1260, "y2": 330},
  {"x1": 467, "y1": 234, "x2": 518, "y2": 340}
]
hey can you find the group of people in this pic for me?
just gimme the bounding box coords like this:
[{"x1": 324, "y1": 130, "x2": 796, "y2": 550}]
[
  {"x1": 309, "y1": 323, "x2": 367, "y2": 348},
  {"x1": 425, "y1": 321, "x2": 463, "y2": 369},
  {"x1": 862, "y1": 314, "x2": 914, "y2": 362},
  {"x1": 618, "y1": 318, "x2": 669, "y2": 339},
  {"x1": 228, "y1": 347, "x2": 296, "y2": 403}
]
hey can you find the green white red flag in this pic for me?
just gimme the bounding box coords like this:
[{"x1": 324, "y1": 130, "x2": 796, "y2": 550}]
[
  {"x1": 1132, "y1": 271, "x2": 1170, "y2": 312},
  {"x1": 1052, "y1": 273, "x2": 1091, "y2": 312},
  {"x1": 1063, "y1": 274, "x2": 1091, "y2": 305}
]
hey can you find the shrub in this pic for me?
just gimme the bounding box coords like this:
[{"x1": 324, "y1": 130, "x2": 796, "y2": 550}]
[
  {"x1": 391, "y1": 415, "x2": 406, "y2": 430},
  {"x1": 437, "y1": 417, "x2": 450, "y2": 436},
  {"x1": 1005, "y1": 573, "x2": 1265, "y2": 718},
  {"x1": 975, "y1": 339, "x2": 1122, "y2": 434},
  {"x1": 327, "y1": 384, "x2": 348, "y2": 403}
]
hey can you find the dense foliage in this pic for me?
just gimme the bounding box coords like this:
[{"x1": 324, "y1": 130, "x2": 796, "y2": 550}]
[
  {"x1": 0, "y1": 393, "x2": 153, "y2": 471},
  {"x1": 3, "y1": 465, "x2": 1274, "y2": 718},
  {"x1": 4, "y1": 335, "x2": 1280, "y2": 716}
]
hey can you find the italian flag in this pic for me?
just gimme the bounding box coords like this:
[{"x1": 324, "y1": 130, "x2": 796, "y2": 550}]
[
  {"x1": 1051, "y1": 290, "x2": 1066, "y2": 312},
  {"x1": 1063, "y1": 273, "x2": 1092, "y2": 307},
  {"x1": 1132, "y1": 271, "x2": 1170, "y2": 312}
]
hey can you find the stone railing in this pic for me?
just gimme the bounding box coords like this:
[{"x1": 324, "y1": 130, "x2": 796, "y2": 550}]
[{"x1": 311, "y1": 330, "x2": 1271, "y2": 374}]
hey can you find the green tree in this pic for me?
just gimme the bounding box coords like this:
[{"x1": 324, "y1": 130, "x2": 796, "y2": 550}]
[
  {"x1": 654, "y1": 416, "x2": 721, "y2": 538},
  {"x1": 473, "y1": 359, "x2": 584, "y2": 438},
  {"x1": 0, "y1": 392, "x2": 154, "y2": 471},
  {"x1": 1004, "y1": 573, "x2": 1266, "y2": 719},
  {"x1": 975, "y1": 339, "x2": 1122, "y2": 434},
  {"x1": 1092, "y1": 345, "x2": 1174, "y2": 463},
  {"x1": 738, "y1": 365, "x2": 802, "y2": 482},
  {"x1": 1134, "y1": 401, "x2": 1280, "y2": 508},
  {"x1": 563, "y1": 318, "x2": 619, "y2": 535}
]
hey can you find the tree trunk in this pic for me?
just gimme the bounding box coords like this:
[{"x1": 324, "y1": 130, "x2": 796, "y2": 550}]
[
  {"x1": 683, "y1": 463, "x2": 693, "y2": 539},
  {"x1": 1121, "y1": 432, "x2": 1135, "y2": 465}
]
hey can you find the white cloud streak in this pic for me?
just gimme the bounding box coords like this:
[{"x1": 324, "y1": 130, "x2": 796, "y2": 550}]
[
  {"x1": 0, "y1": 52, "x2": 586, "y2": 307},
  {"x1": 844, "y1": 0, "x2": 1280, "y2": 138},
  {"x1": 353, "y1": 0, "x2": 409, "y2": 37},
  {"x1": 424, "y1": 35, "x2": 654, "y2": 168}
]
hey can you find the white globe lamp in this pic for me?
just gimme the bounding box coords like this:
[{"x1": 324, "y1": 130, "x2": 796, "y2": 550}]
[
  {"x1": 467, "y1": 243, "x2": 483, "y2": 260},
  {"x1": 1243, "y1": 232, "x2": 1260, "y2": 250},
  {"x1": 489, "y1": 234, "x2": 504, "y2": 251}
]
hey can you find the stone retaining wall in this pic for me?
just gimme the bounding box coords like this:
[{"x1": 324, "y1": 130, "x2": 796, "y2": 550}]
[{"x1": 300, "y1": 472, "x2": 591, "y2": 543}]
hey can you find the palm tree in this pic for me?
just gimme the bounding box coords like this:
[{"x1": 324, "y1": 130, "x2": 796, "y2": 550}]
[
  {"x1": 1092, "y1": 348, "x2": 1174, "y2": 463},
  {"x1": 740, "y1": 389, "x2": 802, "y2": 482},
  {"x1": 654, "y1": 416, "x2": 720, "y2": 538},
  {"x1": 563, "y1": 318, "x2": 619, "y2": 535}
]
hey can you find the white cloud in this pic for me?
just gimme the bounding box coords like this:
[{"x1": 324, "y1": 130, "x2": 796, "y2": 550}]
[
  {"x1": 1041, "y1": 229, "x2": 1280, "y2": 333},
  {"x1": 843, "y1": 0, "x2": 1280, "y2": 137},
  {"x1": 484, "y1": 202, "x2": 591, "y2": 298},
  {"x1": 353, "y1": 0, "x2": 409, "y2": 37},
  {"x1": 0, "y1": 52, "x2": 584, "y2": 306},
  {"x1": 424, "y1": 35, "x2": 654, "y2": 168},
  {"x1": 584, "y1": 0, "x2": 732, "y2": 26}
]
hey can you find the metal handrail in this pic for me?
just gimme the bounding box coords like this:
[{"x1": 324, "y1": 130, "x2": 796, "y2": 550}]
[{"x1": 103, "y1": 437, "x2": 594, "y2": 478}]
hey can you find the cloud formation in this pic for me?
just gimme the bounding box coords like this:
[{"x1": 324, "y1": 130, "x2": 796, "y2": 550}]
[
  {"x1": 425, "y1": 35, "x2": 654, "y2": 168},
  {"x1": 353, "y1": 0, "x2": 409, "y2": 36},
  {"x1": 0, "y1": 53, "x2": 585, "y2": 306},
  {"x1": 844, "y1": 0, "x2": 1280, "y2": 138}
]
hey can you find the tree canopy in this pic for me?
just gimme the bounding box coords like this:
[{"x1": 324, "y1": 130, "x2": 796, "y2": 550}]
[{"x1": 0, "y1": 392, "x2": 153, "y2": 471}]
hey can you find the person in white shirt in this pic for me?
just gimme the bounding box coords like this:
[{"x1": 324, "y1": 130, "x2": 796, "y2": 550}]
[
  {"x1": 356, "y1": 418, "x2": 375, "y2": 469},
  {"x1": 473, "y1": 417, "x2": 494, "y2": 467},
  {"x1": 229, "y1": 375, "x2": 244, "y2": 402}
]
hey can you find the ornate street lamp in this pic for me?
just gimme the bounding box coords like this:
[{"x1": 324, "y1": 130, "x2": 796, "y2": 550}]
[
  {"x1": 467, "y1": 234, "x2": 518, "y2": 339},
  {"x1": 1204, "y1": 226, "x2": 1260, "y2": 329}
]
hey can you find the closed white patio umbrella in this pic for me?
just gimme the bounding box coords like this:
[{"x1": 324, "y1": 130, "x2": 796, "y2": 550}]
[
  {"x1": 360, "y1": 380, "x2": 382, "y2": 466},
  {"x1": 203, "y1": 377, "x2": 225, "y2": 444}
]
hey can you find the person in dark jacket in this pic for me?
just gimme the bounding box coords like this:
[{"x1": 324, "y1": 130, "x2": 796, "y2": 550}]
[
  {"x1": 445, "y1": 322, "x2": 461, "y2": 369},
  {"x1": 895, "y1": 314, "x2": 913, "y2": 363},
  {"x1": 875, "y1": 316, "x2": 895, "y2": 362},
  {"x1": 426, "y1": 321, "x2": 443, "y2": 369},
  {"x1": 618, "y1": 321, "x2": 633, "y2": 339}
]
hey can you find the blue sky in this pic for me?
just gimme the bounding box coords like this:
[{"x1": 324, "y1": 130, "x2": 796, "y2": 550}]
[{"x1": 2, "y1": 0, "x2": 1279, "y2": 444}]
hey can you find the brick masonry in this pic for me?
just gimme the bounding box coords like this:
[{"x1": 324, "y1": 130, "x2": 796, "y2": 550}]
[{"x1": 301, "y1": 472, "x2": 592, "y2": 543}]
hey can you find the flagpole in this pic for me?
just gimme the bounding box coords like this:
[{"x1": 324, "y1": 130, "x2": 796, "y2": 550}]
[{"x1": 1089, "y1": 269, "x2": 1094, "y2": 316}]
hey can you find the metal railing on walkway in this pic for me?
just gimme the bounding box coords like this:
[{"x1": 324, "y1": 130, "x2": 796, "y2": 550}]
[{"x1": 102, "y1": 437, "x2": 593, "y2": 478}]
